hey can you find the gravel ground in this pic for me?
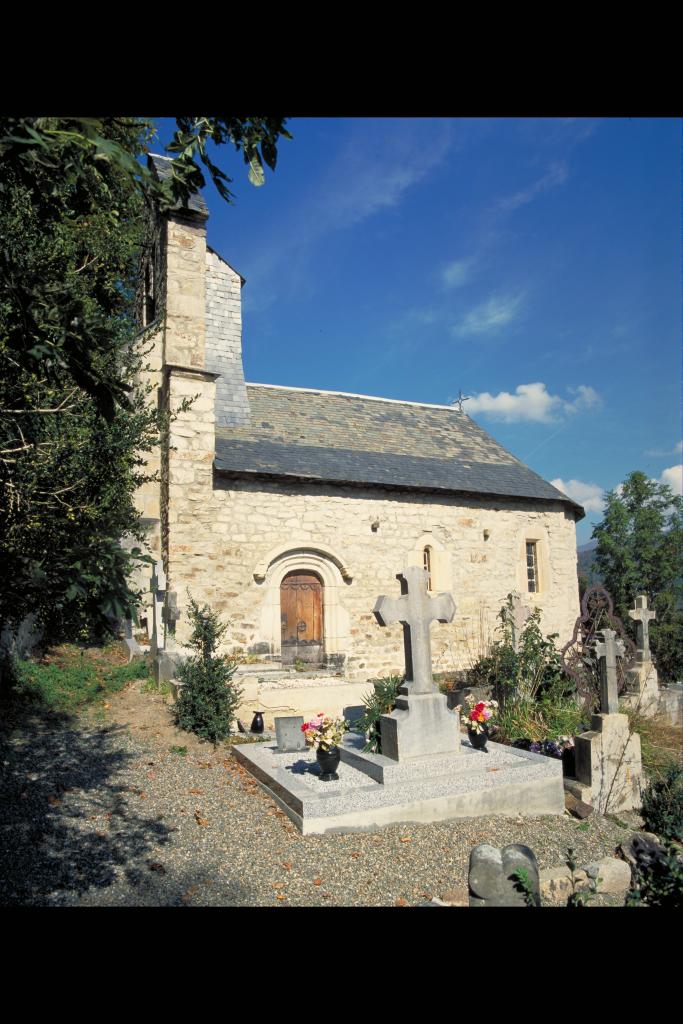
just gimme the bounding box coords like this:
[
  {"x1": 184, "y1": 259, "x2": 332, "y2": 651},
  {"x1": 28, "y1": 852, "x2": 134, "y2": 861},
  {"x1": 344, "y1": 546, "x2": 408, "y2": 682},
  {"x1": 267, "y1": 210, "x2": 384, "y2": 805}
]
[{"x1": 0, "y1": 688, "x2": 639, "y2": 908}]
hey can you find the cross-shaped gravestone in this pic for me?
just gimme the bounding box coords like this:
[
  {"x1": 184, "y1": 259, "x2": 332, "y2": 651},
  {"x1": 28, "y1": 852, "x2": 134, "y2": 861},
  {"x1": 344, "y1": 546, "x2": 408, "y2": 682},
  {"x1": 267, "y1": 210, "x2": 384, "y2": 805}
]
[
  {"x1": 374, "y1": 566, "x2": 456, "y2": 694},
  {"x1": 594, "y1": 628, "x2": 625, "y2": 715},
  {"x1": 149, "y1": 560, "x2": 166, "y2": 658},
  {"x1": 162, "y1": 590, "x2": 181, "y2": 653},
  {"x1": 629, "y1": 594, "x2": 656, "y2": 662},
  {"x1": 505, "y1": 591, "x2": 531, "y2": 652}
]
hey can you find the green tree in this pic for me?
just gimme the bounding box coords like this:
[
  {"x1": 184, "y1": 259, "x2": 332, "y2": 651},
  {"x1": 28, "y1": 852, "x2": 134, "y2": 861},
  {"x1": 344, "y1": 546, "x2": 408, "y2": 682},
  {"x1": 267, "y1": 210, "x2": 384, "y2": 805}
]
[
  {"x1": 173, "y1": 597, "x2": 242, "y2": 745},
  {"x1": 0, "y1": 117, "x2": 290, "y2": 646},
  {"x1": 592, "y1": 471, "x2": 683, "y2": 683}
]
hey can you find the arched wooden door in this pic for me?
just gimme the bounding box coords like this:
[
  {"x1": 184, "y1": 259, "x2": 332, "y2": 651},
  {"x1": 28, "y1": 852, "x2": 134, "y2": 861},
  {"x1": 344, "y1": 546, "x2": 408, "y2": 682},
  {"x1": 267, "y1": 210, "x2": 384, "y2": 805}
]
[{"x1": 280, "y1": 572, "x2": 323, "y2": 666}]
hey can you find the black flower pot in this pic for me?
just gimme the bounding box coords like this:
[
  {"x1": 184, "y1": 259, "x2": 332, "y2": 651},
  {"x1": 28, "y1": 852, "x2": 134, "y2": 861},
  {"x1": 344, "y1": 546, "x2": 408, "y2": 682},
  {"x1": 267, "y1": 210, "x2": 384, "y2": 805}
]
[
  {"x1": 561, "y1": 746, "x2": 576, "y2": 778},
  {"x1": 467, "y1": 726, "x2": 489, "y2": 752},
  {"x1": 316, "y1": 744, "x2": 341, "y2": 781},
  {"x1": 250, "y1": 711, "x2": 264, "y2": 734}
]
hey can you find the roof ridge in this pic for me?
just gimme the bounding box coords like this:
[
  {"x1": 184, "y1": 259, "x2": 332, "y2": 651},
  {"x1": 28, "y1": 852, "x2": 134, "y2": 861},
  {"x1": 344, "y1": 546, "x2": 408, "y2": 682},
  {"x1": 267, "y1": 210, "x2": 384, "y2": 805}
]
[{"x1": 245, "y1": 381, "x2": 463, "y2": 412}]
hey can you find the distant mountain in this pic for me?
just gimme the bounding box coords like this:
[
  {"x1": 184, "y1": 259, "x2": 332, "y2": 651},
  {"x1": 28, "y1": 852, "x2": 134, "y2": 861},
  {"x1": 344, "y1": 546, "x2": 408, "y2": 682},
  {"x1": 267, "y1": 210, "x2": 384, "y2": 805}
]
[{"x1": 577, "y1": 540, "x2": 602, "y2": 585}]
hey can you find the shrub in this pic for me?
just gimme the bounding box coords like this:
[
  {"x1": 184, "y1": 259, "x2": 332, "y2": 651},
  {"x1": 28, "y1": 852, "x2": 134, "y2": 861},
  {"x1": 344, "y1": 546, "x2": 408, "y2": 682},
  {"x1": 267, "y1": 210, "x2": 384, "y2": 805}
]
[
  {"x1": 640, "y1": 762, "x2": 683, "y2": 842},
  {"x1": 355, "y1": 675, "x2": 403, "y2": 753},
  {"x1": 626, "y1": 839, "x2": 683, "y2": 908},
  {"x1": 173, "y1": 597, "x2": 242, "y2": 746},
  {"x1": 469, "y1": 596, "x2": 581, "y2": 744}
]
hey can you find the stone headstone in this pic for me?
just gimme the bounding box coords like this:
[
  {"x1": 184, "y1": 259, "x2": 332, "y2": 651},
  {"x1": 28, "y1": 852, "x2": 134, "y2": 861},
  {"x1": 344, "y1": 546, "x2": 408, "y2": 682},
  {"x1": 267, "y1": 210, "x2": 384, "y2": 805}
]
[
  {"x1": 343, "y1": 705, "x2": 366, "y2": 729},
  {"x1": 162, "y1": 590, "x2": 181, "y2": 653},
  {"x1": 374, "y1": 566, "x2": 460, "y2": 762},
  {"x1": 629, "y1": 594, "x2": 656, "y2": 662},
  {"x1": 505, "y1": 591, "x2": 532, "y2": 653},
  {"x1": 571, "y1": 626, "x2": 643, "y2": 813},
  {"x1": 121, "y1": 616, "x2": 143, "y2": 663},
  {"x1": 623, "y1": 595, "x2": 659, "y2": 717},
  {"x1": 149, "y1": 560, "x2": 166, "y2": 658},
  {"x1": 575, "y1": 715, "x2": 642, "y2": 813},
  {"x1": 593, "y1": 628, "x2": 624, "y2": 714},
  {"x1": 275, "y1": 716, "x2": 306, "y2": 753},
  {"x1": 469, "y1": 844, "x2": 541, "y2": 907}
]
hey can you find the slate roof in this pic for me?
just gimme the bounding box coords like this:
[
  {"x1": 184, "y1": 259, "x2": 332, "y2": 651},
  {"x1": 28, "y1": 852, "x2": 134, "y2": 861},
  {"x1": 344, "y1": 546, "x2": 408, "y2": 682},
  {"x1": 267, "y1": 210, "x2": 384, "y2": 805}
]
[
  {"x1": 148, "y1": 154, "x2": 209, "y2": 218},
  {"x1": 214, "y1": 385, "x2": 584, "y2": 518}
]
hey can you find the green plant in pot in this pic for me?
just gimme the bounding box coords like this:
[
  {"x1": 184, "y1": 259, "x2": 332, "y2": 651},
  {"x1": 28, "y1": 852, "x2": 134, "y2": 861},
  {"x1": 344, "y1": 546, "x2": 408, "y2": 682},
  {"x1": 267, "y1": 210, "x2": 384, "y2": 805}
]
[{"x1": 355, "y1": 675, "x2": 403, "y2": 753}]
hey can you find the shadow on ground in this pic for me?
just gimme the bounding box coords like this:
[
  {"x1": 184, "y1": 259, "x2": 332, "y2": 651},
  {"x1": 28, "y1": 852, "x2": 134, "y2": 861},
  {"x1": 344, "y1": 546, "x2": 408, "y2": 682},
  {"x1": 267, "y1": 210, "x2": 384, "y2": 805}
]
[{"x1": 0, "y1": 701, "x2": 177, "y2": 905}]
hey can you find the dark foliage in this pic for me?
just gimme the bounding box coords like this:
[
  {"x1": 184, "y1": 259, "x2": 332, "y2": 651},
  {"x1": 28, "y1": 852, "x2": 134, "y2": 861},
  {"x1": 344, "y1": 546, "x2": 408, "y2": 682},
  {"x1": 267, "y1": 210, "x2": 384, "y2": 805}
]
[
  {"x1": 593, "y1": 471, "x2": 683, "y2": 683},
  {"x1": 640, "y1": 761, "x2": 683, "y2": 843},
  {"x1": 0, "y1": 117, "x2": 290, "y2": 647},
  {"x1": 626, "y1": 837, "x2": 683, "y2": 908},
  {"x1": 173, "y1": 598, "x2": 242, "y2": 746}
]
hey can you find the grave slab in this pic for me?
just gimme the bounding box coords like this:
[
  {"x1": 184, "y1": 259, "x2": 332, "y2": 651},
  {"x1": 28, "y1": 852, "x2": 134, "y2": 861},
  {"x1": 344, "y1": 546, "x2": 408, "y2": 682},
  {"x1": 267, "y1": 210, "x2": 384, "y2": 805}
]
[{"x1": 231, "y1": 731, "x2": 565, "y2": 835}]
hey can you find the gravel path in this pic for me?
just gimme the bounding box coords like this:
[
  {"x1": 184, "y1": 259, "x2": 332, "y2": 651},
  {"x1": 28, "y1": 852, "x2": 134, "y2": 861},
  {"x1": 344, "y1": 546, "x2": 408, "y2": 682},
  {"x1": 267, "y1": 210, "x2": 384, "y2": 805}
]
[{"x1": 0, "y1": 689, "x2": 637, "y2": 907}]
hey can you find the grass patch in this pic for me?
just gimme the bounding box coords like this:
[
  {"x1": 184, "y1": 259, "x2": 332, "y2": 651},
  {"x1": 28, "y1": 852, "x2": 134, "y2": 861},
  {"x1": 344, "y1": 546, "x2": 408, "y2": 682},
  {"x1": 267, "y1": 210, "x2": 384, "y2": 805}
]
[
  {"x1": 1, "y1": 643, "x2": 151, "y2": 717},
  {"x1": 169, "y1": 745, "x2": 188, "y2": 756},
  {"x1": 141, "y1": 678, "x2": 171, "y2": 696},
  {"x1": 624, "y1": 708, "x2": 683, "y2": 782}
]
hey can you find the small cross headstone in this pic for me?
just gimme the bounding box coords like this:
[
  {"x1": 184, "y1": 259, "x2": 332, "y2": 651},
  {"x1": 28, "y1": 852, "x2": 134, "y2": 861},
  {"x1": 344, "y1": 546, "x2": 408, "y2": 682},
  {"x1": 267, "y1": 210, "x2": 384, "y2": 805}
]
[
  {"x1": 162, "y1": 590, "x2": 181, "y2": 653},
  {"x1": 121, "y1": 616, "x2": 143, "y2": 662},
  {"x1": 149, "y1": 560, "x2": 166, "y2": 657},
  {"x1": 374, "y1": 566, "x2": 456, "y2": 695},
  {"x1": 274, "y1": 716, "x2": 307, "y2": 753},
  {"x1": 469, "y1": 844, "x2": 541, "y2": 907},
  {"x1": 593, "y1": 628, "x2": 625, "y2": 715},
  {"x1": 629, "y1": 594, "x2": 656, "y2": 662}
]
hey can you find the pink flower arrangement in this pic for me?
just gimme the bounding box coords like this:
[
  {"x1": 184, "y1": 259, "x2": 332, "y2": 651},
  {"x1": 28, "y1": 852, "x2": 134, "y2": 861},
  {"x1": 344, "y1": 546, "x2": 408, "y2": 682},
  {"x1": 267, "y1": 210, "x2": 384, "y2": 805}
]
[
  {"x1": 455, "y1": 694, "x2": 498, "y2": 735},
  {"x1": 300, "y1": 712, "x2": 349, "y2": 751}
]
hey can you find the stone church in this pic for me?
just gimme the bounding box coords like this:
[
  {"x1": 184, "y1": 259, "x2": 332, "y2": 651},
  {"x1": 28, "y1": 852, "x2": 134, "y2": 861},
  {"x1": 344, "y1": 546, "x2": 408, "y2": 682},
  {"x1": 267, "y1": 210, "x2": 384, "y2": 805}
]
[{"x1": 134, "y1": 155, "x2": 583, "y2": 718}]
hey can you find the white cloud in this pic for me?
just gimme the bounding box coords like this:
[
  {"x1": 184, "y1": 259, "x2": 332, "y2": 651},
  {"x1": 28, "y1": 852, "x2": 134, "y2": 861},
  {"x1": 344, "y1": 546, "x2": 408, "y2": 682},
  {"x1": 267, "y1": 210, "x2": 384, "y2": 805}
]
[
  {"x1": 497, "y1": 161, "x2": 569, "y2": 212},
  {"x1": 645, "y1": 440, "x2": 683, "y2": 457},
  {"x1": 313, "y1": 120, "x2": 455, "y2": 233},
  {"x1": 567, "y1": 384, "x2": 601, "y2": 411},
  {"x1": 452, "y1": 293, "x2": 524, "y2": 336},
  {"x1": 440, "y1": 258, "x2": 474, "y2": 290},
  {"x1": 466, "y1": 382, "x2": 602, "y2": 423},
  {"x1": 550, "y1": 478, "x2": 605, "y2": 513},
  {"x1": 660, "y1": 464, "x2": 683, "y2": 496}
]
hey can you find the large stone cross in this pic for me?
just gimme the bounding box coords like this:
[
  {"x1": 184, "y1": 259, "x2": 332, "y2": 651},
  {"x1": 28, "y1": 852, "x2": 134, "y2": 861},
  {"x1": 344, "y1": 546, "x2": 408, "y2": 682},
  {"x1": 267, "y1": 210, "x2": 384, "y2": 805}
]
[
  {"x1": 374, "y1": 566, "x2": 456, "y2": 694},
  {"x1": 594, "y1": 628, "x2": 625, "y2": 715},
  {"x1": 629, "y1": 594, "x2": 656, "y2": 662}
]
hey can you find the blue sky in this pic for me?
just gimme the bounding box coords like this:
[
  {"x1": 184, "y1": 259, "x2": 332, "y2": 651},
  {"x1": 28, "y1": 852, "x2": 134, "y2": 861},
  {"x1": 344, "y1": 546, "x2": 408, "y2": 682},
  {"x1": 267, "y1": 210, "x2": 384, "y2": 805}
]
[{"x1": 152, "y1": 117, "x2": 682, "y2": 545}]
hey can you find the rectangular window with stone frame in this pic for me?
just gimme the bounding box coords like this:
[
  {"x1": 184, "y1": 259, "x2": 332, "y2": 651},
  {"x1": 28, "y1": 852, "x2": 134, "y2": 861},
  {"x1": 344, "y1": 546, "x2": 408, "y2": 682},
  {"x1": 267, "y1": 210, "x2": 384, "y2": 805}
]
[{"x1": 526, "y1": 541, "x2": 539, "y2": 593}]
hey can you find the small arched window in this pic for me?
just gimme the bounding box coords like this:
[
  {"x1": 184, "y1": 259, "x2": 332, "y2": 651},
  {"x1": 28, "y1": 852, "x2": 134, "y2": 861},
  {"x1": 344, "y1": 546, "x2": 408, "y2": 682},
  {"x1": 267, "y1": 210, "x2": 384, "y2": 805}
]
[{"x1": 423, "y1": 546, "x2": 433, "y2": 590}]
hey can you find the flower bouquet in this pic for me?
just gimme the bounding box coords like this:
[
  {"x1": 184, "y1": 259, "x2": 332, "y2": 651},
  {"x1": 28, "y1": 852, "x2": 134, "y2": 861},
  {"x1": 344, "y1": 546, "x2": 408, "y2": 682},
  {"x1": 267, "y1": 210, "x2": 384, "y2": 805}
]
[
  {"x1": 301, "y1": 713, "x2": 349, "y2": 752},
  {"x1": 457, "y1": 694, "x2": 498, "y2": 735}
]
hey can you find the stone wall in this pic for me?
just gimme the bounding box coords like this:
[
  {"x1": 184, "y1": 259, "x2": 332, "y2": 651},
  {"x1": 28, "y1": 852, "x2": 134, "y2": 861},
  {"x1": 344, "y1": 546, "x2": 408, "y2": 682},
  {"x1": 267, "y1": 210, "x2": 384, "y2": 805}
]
[
  {"x1": 205, "y1": 248, "x2": 251, "y2": 427},
  {"x1": 164, "y1": 376, "x2": 580, "y2": 681}
]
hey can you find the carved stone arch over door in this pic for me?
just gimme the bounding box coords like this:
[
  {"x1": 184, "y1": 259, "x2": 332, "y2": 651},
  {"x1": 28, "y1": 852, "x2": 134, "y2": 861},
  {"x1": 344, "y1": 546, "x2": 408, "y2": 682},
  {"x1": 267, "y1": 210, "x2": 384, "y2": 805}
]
[{"x1": 255, "y1": 547, "x2": 351, "y2": 666}]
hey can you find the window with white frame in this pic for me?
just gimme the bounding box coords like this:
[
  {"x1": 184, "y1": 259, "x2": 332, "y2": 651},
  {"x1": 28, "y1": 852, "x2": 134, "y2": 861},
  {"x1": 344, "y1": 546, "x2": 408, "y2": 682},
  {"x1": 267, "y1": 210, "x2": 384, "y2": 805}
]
[
  {"x1": 423, "y1": 545, "x2": 433, "y2": 590},
  {"x1": 526, "y1": 541, "x2": 539, "y2": 593}
]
